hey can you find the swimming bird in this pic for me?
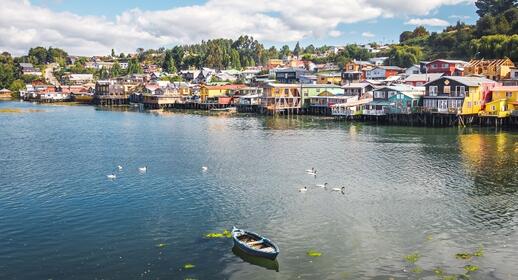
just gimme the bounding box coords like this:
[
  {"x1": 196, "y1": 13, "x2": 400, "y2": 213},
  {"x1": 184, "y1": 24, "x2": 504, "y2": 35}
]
[
  {"x1": 202, "y1": 166, "x2": 208, "y2": 172},
  {"x1": 299, "y1": 186, "x2": 308, "y2": 193},
  {"x1": 107, "y1": 173, "x2": 116, "y2": 179},
  {"x1": 331, "y1": 187, "x2": 342, "y2": 192},
  {"x1": 316, "y1": 183, "x2": 328, "y2": 189},
  {"x1": 307, "y1": 170, "x2": 317, "y2": 176},
  {"x1": 117, "y1": 165, "x2": 123, "y2": 171},
  {"x1": 138, "y1": 166, "x2": 147, "y2": 172}
]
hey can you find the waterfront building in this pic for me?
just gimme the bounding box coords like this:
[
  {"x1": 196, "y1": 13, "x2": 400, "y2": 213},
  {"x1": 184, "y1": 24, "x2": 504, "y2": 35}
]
[
  {"x1": 363, "y1": 85, "x2": 424, "y2": 116},
  {"x1": 423, "y1": 76, "x2": 497, "y2": 114},
  {"x1": 199, "y1": 84, "x2": 246, "y2": 103},
  {"x1": 0, "y1": 88, "x2": 12, "y2": 99},
  {"x1": 300, "y1": 84, "x2": 344, "y2": 109},
  {"x1": 479, "y1": 86, "x2": 518, "y2": 118},
  {"x1": 261, "y1": 83, "x2": 301, "y2": 114},
  {"x1": 464, "y1": 58, "x2": 515, "y2": 81}
]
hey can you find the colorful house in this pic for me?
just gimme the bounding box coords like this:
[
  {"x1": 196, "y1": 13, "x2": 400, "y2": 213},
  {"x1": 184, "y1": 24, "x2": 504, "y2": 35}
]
[
  {"x1": 364, "y1": 85, "x2": 424, "y2": 116},
  {"x1": 300, "y1": 84, "x2": 343, "y2": 108},
  {"x1": 423, "y1": 76, "x2": 498, "y2": 114},
  {"x1": 365, "y1": 66, "x2": 404, "y2": 80},
  {"x1": 261, "y1": 83, "x2": 301, "y2": 113},
  {"x1": 404, "y1": 73, "x2": 443, "y2": 87},
  {"x1": 200, "y1": 84, "x2": 246, "y2": 103},
  {"x1": 425, "y1": 59, "x2": 468, "y2": 76},
  {"x1": 479, "y1": 86, "x2": 518, "y2": 118},
  {"x1": 464, "y1": 58, "x2": 515, "y2": 81},
  {"x1": 316, "y1": 73, "x2": 342, "y2": 85}
]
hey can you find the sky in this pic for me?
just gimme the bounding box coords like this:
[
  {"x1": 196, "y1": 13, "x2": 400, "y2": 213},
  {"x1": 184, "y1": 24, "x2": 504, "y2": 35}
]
[{"x1": 1, "y1": 0, "x2": 477, "y2": 56}]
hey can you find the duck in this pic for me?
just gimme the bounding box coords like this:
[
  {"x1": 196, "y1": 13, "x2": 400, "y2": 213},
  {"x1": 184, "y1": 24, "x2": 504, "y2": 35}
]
[
  {"x1": 299, "y1": 186, "x2": 308, "y2": 193},
  {"x1": 117, "y1": 165, "x2": 123, "y2": 171},
  {"x1": 138, "y1": 166, "x2": 147, "y2": 172},
  {"x1": 316, "y1": 183, "x2": 328, "y2": 189},
  {"x1": 107, "y1": 173, "x2": 117, "y2": 179},
  {"x1": 202, "y1": 166, "x2": 208, "y2": 172}
]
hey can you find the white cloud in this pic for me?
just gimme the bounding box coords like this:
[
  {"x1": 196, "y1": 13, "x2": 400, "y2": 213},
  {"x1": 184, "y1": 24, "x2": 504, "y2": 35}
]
[
  {"x1": 405, "y1": 18, "x2": 450, "y2": 26},
  {"x1": 328, "y1": 30, "x2": 342, "y2": 38},
  {"x1": 449, "y1": 14, "x2": 471, "y2": 19},
  {"x1": 362, "y1": 32, "x2": 375, "y2": 38},
  {"x1": 0, "y1": 0, "x2": 473, "y2": 56}
]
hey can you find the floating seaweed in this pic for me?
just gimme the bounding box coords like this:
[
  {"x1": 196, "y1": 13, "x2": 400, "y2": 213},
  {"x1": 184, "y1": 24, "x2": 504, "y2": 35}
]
[
  {"x1": 404, "y1": 252, "x2": 420, "y2": 264},
  {"x1": 205, "y1": 229, "x2": 232, "y2": 239},
  {"x1": 455, "y1": 252, "x2": 472, "y2": 260},
  {"x1": 306, "y1": 250, "x2": 322, "y2": 257},
  {"x1": 464, "y1": 265, "x2": 479, "y2": 273},
  {"x1": 183, "y1": 263, "x2": 195, "y2": 269}
]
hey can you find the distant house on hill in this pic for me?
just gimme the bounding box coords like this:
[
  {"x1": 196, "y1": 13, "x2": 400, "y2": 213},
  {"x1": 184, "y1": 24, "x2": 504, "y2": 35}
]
[
  {"x1": 464, "y1": 58, "x2": 515, "y2": 81},
  {"x1": 19, "y1": 63, "x2": 42, "y2": 76},
  {"x1": 425, "y1": 59, "x2": 468, "y2": 76}
]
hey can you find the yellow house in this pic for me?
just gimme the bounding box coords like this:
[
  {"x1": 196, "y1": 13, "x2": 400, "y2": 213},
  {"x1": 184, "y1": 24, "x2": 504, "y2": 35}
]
[
  {"x1": 479, "y1": 86, "x2": 518, "y2": 118},
  {"x1": 261, "y1": 83, "x2": 301, "y2": 112},
  {"x1": 199, "y1": 84, "x2": 246, "y2": 103},
  {"x1": 317, "y1": 73, "x2": 342, "y2": 85},
  {"x1": 464, "y1": 58, "x2": 515, "y2": 81},
  {"x1": 456, "y1": 77, "x2": 499, "y2": 115}
]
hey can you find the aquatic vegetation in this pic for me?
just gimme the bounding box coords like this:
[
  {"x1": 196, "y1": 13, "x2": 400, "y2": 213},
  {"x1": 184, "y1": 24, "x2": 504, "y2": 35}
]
[
  {"x1": 306, "y1": 250, "x2": 322, "y2": 257},
  {"x1": 426, "y1": 234, "x2": 434, "y2": 241},
  {"x1": 183, "y1": 263, "x2": 195, "y2": 269},
  {"x1": 434, "y1": 267, "x2": 444, "y2": 277},
  {"x1": 205, "y1": 229, "x2": 232, "y2": 238},
  {"x1": 472, "y1": 246, "x2": 484, "y2": 257},
  {"x1": 455, "y1": 252, "x2": 472, "y2": 260},
  {"x1": 442, "y1": 275, "x2": 458, "y2": 280},
  {"x1": 404, "y1": 252, "x2": 420, "y2": 263},
  {"x1": 464, "y1": 265, "x2": 479, "y2": 272},
  {"x1": 156, "y1": 243, "x2": 168, "y2": 248},
  {"x1": 410, "y1": 266, "x2": 423, "y2": 274}
]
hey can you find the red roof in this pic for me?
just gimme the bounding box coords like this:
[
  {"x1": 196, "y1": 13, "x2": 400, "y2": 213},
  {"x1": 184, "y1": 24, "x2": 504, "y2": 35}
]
[{"x1": 204, "y1": 84, "x2": 247, "y2": 90}]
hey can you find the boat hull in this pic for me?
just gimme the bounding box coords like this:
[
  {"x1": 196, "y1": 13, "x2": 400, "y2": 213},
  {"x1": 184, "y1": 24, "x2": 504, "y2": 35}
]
[{"x1": 232, "y1": 228, "x2": 279, "y2": 260}]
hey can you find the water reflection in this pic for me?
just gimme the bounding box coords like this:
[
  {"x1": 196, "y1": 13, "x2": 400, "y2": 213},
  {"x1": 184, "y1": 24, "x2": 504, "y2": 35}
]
[{"x1": 232, "y1": 246, "x2": 280, "y2": 272}]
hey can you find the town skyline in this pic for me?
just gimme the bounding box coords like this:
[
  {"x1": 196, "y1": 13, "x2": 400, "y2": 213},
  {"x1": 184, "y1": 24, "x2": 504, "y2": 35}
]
[{"x1": 2, "y1": 0, "x2": 477, "y2": 56}]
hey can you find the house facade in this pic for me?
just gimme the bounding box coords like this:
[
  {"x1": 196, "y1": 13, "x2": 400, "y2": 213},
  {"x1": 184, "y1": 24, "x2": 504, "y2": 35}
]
[
  {"x1": 365, "y1": 66, "x2": 404, "y2": 80},
  {"x1": 261, "y1": 83, "x2": 301, "y2": 112},
  {"x1": 425, "y1": 59, "x2": 468, "y2": 76},
  {"x1": 479, "y1": 86, "x2": 518, "y2": 118},
  {"x1": 316, "y1": 73, "x2": 342, "y2": 85},
  {"x1": 364, "y1": 85, "x2": 424, "y2": 115},
  {"x1": 274, "y1": 68, "x2": 309, "y2": 84},
  {"x1": 300, "y1": 84, "x2": 344, "y2": 108},
  {"x1": 200, "y1": 84, "x2": 246, "y2": 103},
  {"x1": 423, "y1": 76, "x2": 497, "y2": 114}
]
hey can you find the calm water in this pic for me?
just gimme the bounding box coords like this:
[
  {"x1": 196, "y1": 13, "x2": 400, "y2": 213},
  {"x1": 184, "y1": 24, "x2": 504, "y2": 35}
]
[{"x1": 1, "y1": 101, "x2": 517, "y2": 280}]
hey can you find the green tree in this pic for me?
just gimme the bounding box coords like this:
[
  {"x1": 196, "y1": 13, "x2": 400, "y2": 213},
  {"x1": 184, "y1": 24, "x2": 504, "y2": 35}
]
[
  {"x1": 386, "y1": 45, "x2": 423, "y2": 67},
  {"x1": 162, "y1": 50, "x2": 177, "y2": 73},
  {"x1": 127, "y1": 58, "x2": 143, "y2": 74},
  {"x1": 293, "y1": 42, "x2": 302, "y2": 56},
  {"x1": 110, "y1": 62, "x2": 122, "y2": 77},
  {"x1": 9, "y1": 79, "x2": 25, "y2": 93},
  {"x1": 476, "y1": 0, "x2": 517, "y2": 17},
  {"x1": 230, "y1": 49, "x2": 241, "y2": 69},
  {"x1": 280, "y1": 45, "x2": 291, "y2": 58}
]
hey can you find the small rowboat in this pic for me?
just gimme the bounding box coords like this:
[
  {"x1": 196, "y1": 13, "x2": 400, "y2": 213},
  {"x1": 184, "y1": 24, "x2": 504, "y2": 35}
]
[{"x1": 232, "y1": 227, "x2": 279, "y2": 260}]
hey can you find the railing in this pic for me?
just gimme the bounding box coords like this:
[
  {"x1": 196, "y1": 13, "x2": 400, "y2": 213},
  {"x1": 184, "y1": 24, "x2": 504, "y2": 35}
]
[{"x1": 363, "y1": 109, "x2": 387, "y2": 116}]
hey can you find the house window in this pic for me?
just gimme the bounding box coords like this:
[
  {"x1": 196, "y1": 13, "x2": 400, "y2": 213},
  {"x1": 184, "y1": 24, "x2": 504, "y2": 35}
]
[
  {"x1": 454, "y1": 86, "x2": 465, "y2": 97},
  {"x1": 429, "y1": 86, "x2": 438, "y2": 96},
  {"x1": 491, "y1": 105, "x2": 496, "y2": 111},
  {"x1": 442, "y1": 63, "x2": 449, "y2": 68},
  {"x1": 506, "y1": 92, "x2": 513, "y2": 98},
  {"x1": 285, "y1": 89, "x2": 289, "y2": 95},
  {"x1": 443, "y1": 86, "x2": 451, "y2": 94},
  {"x1": 432, "y1": 64, "x2": 437, "y2": 69},
  {"x1": 374, "y1": 91, "x2": 385, "y2": 98},
  {"x1": 467, "y1": 101, "x2": 472, "y2": 108}
]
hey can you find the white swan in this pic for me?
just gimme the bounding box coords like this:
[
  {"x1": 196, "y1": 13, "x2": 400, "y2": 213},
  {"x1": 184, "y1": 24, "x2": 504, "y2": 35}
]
[
  {"x1": 202, "y1": 166, "x2": 208, "y2": 171},
  {"x1": 107, "y1": 174, "x2": 116, "y2": 179},
  {"x1": 316, "y1": 183, "x2": 328, "y2": 189},
  {"x1": 299, "y1": 186, "x2": 308, "y2": 193},
  {"x1": 117, "y1": 165, "x2": 123, "y2": 170},
  {"x1": 139, "y1": 166, "x2": 147, "y2": 172}
]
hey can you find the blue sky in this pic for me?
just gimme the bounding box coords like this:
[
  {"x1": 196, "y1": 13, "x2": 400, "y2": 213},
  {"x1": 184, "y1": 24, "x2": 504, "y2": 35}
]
[{"x1": 3, "y1": 0, "x2": 478, "y2": 55}]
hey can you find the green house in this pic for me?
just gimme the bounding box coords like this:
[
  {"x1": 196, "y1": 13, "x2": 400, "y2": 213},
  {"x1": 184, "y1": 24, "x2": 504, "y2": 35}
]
[
  {"x1": 300, "y1": 84, "x2": 343, "y2": 108},
  {"x1": 387, "y1": 90, "x2": 424, "y2": 114}
]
